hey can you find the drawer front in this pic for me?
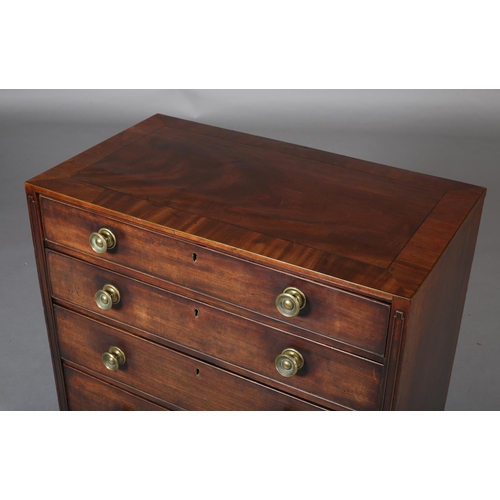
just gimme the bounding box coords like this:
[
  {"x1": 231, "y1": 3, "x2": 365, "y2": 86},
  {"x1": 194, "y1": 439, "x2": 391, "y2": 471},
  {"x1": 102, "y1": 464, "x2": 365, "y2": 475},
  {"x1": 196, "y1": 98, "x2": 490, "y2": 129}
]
[
  {"x1": 54, "y1": 306, "x2": 324, "y2": 411},
  {"x1": 41, "y1": 197, "x2": 390, "y2": 356},
  {"x1": 63, "y1": 365, "x2": 168, "y2": 411},
  {"x1": 48, "y1": 251, "x2": 383, "y2": 410}
]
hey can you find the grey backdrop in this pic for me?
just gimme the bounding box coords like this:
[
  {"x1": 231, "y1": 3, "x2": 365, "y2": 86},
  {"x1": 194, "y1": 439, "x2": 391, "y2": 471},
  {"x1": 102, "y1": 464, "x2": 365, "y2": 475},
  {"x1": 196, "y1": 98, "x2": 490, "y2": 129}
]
[{"x1": 1, "y1": 90, "x2": 498, "y2": 410}]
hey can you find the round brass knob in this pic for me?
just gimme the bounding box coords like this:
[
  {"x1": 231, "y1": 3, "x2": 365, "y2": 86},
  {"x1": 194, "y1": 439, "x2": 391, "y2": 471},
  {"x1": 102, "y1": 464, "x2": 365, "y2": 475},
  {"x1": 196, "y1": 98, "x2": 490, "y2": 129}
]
[
  {"x1": 275, "y1": 348, "x2": 304, "y2": 377},
  {"x1": 89, "y1": 228, "x2": 116, "y2": 254},
  {"x1": 102, "y1": 346, "x2": 126, "y2": 371},
  {"x1": 95, "y1": 284, "x2": 121, "y2": 311},
  {"x1": 275, "y1": 287, "x2": 306, "y2": 318}
]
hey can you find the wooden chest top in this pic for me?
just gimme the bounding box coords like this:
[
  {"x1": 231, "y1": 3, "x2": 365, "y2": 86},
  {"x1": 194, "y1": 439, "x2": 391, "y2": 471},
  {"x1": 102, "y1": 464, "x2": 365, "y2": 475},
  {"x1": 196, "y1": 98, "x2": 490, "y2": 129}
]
[{"x1": 26, "y1": 113, "x2": 486, "y2": 299}]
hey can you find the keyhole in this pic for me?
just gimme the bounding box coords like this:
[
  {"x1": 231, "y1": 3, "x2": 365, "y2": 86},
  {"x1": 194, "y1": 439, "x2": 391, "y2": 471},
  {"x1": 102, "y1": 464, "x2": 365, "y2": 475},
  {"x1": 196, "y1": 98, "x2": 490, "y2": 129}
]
[
  {"x1": 196, "y1": 368, "x2": 200, "y2": 376},
  {"x1": 192, "y1": 253, "x2": 197, "y2": 262},
  {"x1": 194, "y1": 308, "x2": 199, "y2": 318}
]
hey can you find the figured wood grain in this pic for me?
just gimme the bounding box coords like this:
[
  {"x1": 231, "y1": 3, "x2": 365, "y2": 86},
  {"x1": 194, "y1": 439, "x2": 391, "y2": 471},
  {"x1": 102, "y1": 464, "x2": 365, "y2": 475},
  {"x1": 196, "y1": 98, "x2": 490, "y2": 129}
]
[
  {"x1": 389, "y1": 188, "x2": 485, "y2": 295},
  {"x1": 45, "y1": 241, "x2": 386, "y2": 366},
  {"x1": 156, "y1": 115, "x2": 478, "y2": 193},
  {"x1": 63, "y1": 365, "x2": 168, "y2": 411},
  {"x1": 42, "y1": 200, "x2": 391, "y2": 356},
  {"x1": 393, "y1": 195, "x2": 485, "y2": 410},
  {"x1": 46, "y1": 251, "x2": 384, "y2": 409},
  {"x1": 73, "y1": 126, "x2": 443, "y2": 269},
  {"x1": 25, "y1": 114, "x2": 487, "y2": 411},
  {"x1": 55, "y1": 306, "x2": 325, "y2": 411},
  {"x1": 26, "y1": 113, "x2": 486, "y2": 298}
]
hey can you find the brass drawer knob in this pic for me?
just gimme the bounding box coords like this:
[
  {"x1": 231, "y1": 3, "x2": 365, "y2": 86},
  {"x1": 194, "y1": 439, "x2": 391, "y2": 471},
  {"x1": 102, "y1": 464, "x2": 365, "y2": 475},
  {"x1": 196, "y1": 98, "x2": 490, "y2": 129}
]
[
  {"x1": 95, "y1": 284, "x2": 121, "y2": 310},
  {"x1": 275, "y1": 287, "x2": 306, "y2": 317},
  {"x1": 102, "y1": 346, "x2": 126, "y2": 371},
  {"x1": 89, "y1": 228, "x2": 116, "y2": 254},
  {"x1": 275, "y1": 348, "x2": 304, "y2": 377}
]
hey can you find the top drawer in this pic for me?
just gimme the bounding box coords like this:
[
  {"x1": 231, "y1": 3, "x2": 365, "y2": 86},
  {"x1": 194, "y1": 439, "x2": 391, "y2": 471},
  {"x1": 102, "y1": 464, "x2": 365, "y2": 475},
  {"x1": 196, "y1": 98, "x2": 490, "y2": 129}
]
[{"x1": 41, "y1": 197, "x2": 390, "y2": 356}]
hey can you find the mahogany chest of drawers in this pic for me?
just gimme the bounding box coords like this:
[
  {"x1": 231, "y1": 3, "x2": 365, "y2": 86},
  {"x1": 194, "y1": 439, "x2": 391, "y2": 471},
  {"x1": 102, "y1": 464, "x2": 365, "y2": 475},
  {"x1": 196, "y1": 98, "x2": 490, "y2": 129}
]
[{"x1": 25, "y1": 114, "x2": 486, "y2": 410}]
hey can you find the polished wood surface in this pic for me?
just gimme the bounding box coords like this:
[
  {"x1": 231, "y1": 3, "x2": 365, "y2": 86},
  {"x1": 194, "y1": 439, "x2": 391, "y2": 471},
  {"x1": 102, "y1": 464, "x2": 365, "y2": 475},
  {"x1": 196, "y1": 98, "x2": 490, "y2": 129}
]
[
  {"x1": 55, "y1": 306, "x2": 325, "y2": 411},
  {"x1": 47, "y1": 251, "x2": 384, "y2": 410},
  {"x1": 26, "y1": 191, "x2": 68, "y2": 410},
  {"x1": 25, "y1": 114, "x2": 486, "y2": 410},
  {"x1": 393, "y1": 196, "x2": 485, "y2": 409},
  {"x1": 42, "y1": 198, "x2": 390, "y2": 356},
  {"x1": 26, "y1": 113, "x2": 485, "y2": 298},
  {"x1": 73, "y1": 126, "x2": 442, "y2": 270},
  {"x1": 64, "y1": 366, "x2": 168, "y2": 411}
]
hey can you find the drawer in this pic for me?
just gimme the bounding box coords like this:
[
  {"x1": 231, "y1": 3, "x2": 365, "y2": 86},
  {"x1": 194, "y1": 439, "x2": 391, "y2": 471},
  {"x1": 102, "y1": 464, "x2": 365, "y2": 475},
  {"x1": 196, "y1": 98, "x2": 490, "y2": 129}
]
[
  {"x1": 48, "y1": 251, "x2": 383, "y2": 409},
  {"x1": 54, "y1": 306, "x2": 325, "y2": 411},
  {"x1": 63, "y1": 365, "x2": 168, "y2": 411},
  {"x1": 41, "y1": 197, "x2": 390, "y2": 355}
]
